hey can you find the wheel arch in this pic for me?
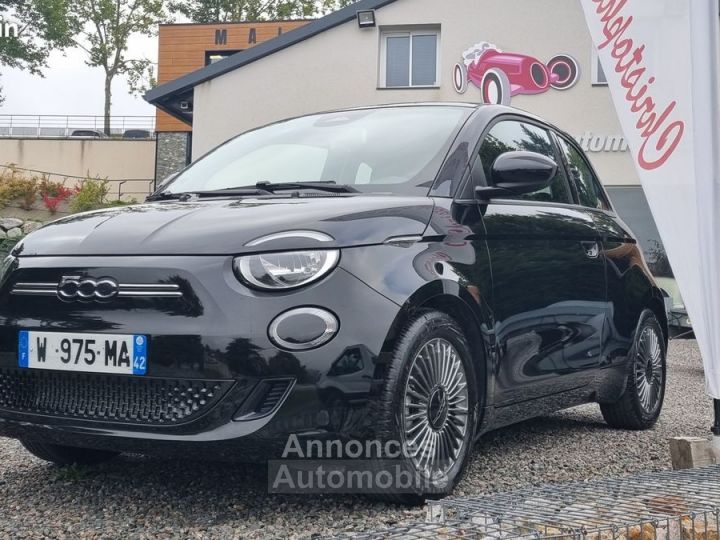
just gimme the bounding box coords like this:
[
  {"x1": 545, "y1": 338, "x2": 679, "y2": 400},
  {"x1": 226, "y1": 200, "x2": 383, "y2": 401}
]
[
  {"x1": 645, "y1": 286, "x2": 669, "y2": 347},
  {"x1": 379, "y1": 280, "x2": 492, "y2": 418}
]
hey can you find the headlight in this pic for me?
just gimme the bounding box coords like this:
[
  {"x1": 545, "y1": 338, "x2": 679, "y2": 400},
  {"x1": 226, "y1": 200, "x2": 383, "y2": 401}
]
[{"x1": 234, "y1": 250, "x2": 340, "y2": 290}]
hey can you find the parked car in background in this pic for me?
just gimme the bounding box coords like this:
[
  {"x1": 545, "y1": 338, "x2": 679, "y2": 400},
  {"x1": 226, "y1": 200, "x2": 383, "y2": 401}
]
[
  {"x1": 69, "y1": 129, "x2": 106, "y2": 139},
  {"x1": 122, "y1": 129, "x2": 153, "y2": 139},
  {"x1": 0, "y1": 104, "x2": 667, "y2": 503}
]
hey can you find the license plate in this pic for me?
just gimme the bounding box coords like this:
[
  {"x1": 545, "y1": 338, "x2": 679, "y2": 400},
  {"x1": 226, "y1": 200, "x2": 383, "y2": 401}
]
[{"x1": 18, "y1": 331, "x2": 148, "y2": 376}]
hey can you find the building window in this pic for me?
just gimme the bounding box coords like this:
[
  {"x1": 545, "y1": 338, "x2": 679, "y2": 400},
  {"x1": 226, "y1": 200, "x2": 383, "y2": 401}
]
[
  {"x1": 380, "y1": 28, "x2": 440, "y2": 88},
  {"x1": 591, "y1": 47, "x2": 608, "y2": 85},
  {"x1": 205, "y1": 50, "x2": 241, "y2": 66}
]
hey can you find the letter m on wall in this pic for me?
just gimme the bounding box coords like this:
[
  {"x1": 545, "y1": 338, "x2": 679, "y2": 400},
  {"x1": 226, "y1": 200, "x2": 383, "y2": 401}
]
[{"x1": 215, "y1": 29, "x2": 228, "y2": 45}]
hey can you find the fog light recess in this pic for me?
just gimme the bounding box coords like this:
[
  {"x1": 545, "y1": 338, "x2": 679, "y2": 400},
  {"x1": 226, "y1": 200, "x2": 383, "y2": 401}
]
[{"x1": 268, "y1": 307, "x2": 339, "y2": 351}]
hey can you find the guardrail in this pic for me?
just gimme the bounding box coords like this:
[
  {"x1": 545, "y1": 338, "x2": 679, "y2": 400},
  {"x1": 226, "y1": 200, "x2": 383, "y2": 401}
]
[
  {"x1": 0, "y1": 115, "x2": 156, "y2": 139},
  {"x1": 0, "y1": 164, "x2": 155, "y2": 199}
]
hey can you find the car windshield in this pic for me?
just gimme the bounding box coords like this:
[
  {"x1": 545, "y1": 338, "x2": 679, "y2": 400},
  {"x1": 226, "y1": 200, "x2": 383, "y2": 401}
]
[{"x1": 164, "y1": 106, "x2": 471, "y2": 197}]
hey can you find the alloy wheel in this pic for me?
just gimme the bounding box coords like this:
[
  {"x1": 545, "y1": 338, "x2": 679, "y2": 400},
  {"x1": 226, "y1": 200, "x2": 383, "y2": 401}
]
[
  {"x1": 402, "y1": 338, "x2": 469, "y2": 481},
  {"x1": 634, "y1": 325, "x2": 664, "y2": 413}
]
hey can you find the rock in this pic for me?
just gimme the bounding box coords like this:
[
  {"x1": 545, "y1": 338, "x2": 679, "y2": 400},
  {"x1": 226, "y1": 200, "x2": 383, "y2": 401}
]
[
  {"x1": 0, "y1": 229, "x2": 6, "y2": 240},
  {"x1": 0, "y1": 218, "x2": 23, "y2": 231},
  {"x1": 21, "y1": 221, "x2": 42, "y2": 235},
  {"x1": 6, "y1": 228, "x2": 23, "y2": 239}
]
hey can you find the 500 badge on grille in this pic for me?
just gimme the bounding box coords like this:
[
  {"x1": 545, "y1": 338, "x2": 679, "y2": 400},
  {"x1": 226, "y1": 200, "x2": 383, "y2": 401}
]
[{"x1": 18, "y1": 331, "x2": 148, "y2": 376}]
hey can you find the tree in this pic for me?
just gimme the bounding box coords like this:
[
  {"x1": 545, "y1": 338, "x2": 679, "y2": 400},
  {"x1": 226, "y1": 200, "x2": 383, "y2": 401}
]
[
  {"x1": 0, "y1": 0, "x2": 75, "y2": 103},
  {"x1": 168, "y1": 0, "x2": 359, "y2": 23},
  {"x1": 70, "y1": 0, "x2": 167, "y2": 135}
]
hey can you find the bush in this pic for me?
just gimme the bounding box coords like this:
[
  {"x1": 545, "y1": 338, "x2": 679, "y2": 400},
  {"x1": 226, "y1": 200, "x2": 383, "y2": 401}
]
[
  {"x1": 0, "y1": 238, "x2": 20, "y2": 258},
  {"x1": 70, "y1": 178, "x2": 110, "y2": 213},
  {"x1": 0, "y1": 166, "x2": 39, "y2": 210},
  {"x1": 39, "y1": 177, "x2": 77, "y2": 214}
]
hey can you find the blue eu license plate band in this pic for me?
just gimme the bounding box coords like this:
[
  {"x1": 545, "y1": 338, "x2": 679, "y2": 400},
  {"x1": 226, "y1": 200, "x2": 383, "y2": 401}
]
[
  {"x1": 132, "y1": 335, "x2": 148, "y2": 375},
  {"x1": 18, "y1": 330, "x2": 29, "y2": 369}
]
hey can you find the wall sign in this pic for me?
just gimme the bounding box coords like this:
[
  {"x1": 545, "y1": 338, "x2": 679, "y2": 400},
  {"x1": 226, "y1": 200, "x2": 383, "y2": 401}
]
[{"x1": 453, "y1": 41, "x2": 580, "y2": 104}]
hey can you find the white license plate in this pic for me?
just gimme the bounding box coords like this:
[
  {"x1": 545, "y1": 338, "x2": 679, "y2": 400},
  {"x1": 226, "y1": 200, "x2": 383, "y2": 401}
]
[{"x1": 18, "y1": 331, "x2": 148, "y2": 375}]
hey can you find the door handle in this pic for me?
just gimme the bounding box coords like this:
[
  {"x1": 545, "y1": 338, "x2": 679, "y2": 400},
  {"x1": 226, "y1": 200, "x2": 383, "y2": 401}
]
[{"x1": 581, "y1": 241, "x2": 600, "y2": 259}]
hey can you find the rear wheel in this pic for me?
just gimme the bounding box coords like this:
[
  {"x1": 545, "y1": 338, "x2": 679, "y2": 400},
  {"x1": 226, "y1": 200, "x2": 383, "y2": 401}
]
[
  {"x1": 370, "y1": 311, "x2": 478, "y2": 504},
  {"x1": 21, "y1": 440, "x2": 119, "y2": 466},
  {"x1": 600, "y1": 310, "x2": 666, "y2": 430}
]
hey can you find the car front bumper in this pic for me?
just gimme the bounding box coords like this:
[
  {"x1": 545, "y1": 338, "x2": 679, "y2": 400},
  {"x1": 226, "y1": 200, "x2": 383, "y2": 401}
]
[{"x1": 0, "y1": 254, "x2": 400, "y2": 457}]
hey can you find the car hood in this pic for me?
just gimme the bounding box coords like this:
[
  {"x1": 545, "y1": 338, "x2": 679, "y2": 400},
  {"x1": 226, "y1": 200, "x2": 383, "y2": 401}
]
[{"x1": 16, "y1": 196, "x2": 434, "y2": 256}]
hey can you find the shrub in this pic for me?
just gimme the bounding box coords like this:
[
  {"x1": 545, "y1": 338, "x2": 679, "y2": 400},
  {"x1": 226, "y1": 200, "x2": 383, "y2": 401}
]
[
  {"x1": 39, "y1": 177, "x2": 77, "y2": 214},
  {"x1": 0, "y1": 166, "x2": 39, "y2": 210},
  {"x1": 103, "y1": 198, "x2": 138, "y2": 208},
  {"x1": 70, "y1": 177, "x2": 110, "y2": 213}
]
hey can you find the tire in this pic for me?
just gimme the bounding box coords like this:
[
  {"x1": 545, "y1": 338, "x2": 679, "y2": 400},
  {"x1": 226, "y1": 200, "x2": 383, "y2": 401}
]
[
  {"x1": 369, "y1": 310, "x2": 479, "y2": 505},
  {"x1": 480, "y1": 68, "x2": 511, "y2": 105},
  {"x1": 21, "y1": 440, "x2": 119, "y2": 466},
  {"x1": 547, "y1": 54, "x2": 580, "y2": 90},
  {"x1": 453, "y1": 63, "x2": 468, "y2": 94},
  {"x1": 600, "y1": 310, "x2": 666, "y2": 430}
]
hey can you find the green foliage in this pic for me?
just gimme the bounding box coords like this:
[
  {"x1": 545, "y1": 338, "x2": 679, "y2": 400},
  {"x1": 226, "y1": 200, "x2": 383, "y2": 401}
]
[
  {"x1": 0, "y1": 165, "x2": 39, "y2": 210},
  {"x1": 0, "y1": 237, "x2": 20, "y2": 258},
  {"x1": 168, "y1": 0, "x2": 359, "y2": 22},
  {"x1": 55, "y1": 464, "x2": 90, "y2": 482},
  {"x1": 103, "y1": 197, "x2": 138, "y2": 208},
  {"x1": 69, "y1": 0, "x2": 168, "y2": 132},
  {"x1": 0, "y1": 0, "x2": 75, "y2": 102},
  {"x1": 69, "y1": 177, "x2": 110, "y2": 213}
]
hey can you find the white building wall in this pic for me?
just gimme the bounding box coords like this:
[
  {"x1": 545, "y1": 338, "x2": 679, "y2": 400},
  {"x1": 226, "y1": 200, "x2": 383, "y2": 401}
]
[{"x1": 192, "y1": 0, "x2": 638, "y2": 186}]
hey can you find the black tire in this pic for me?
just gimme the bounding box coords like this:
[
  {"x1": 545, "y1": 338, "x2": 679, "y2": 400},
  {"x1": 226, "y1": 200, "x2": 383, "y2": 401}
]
[
  {"x1": 21, "y1": 440, "x2": 119, "y2": 466},
  {"x1": 369, "y1": 310, "x2": 479, "y2": 505},
  {"x1": 600, "y1": 310, "x2": 666, "y2": 430}
]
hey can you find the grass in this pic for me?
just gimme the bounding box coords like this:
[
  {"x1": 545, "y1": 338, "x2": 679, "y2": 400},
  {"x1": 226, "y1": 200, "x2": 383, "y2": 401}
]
[{"x1": 55, "y1": 464, "x2": 91, "y2": 482}]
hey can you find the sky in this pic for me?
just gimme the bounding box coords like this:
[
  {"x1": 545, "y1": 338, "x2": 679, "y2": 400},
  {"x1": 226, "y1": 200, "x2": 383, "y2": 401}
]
[{"x1": 0, "y1": 34, "x2": 158, "y2": 117}]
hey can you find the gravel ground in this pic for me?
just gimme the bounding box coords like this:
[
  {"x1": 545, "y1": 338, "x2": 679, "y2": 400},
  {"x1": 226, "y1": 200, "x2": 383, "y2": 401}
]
[{"x1": 0, "y1": 340, "x2": 710, "y2": 539}]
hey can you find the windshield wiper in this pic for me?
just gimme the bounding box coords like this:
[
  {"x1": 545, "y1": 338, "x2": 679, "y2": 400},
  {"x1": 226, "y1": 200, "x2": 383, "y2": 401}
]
[
  {"x1": 146, "y1": 187, "x2": 270, "y2": 202},
  {"x1": 146, "y1": 181, "x2": 357, "y2": 202},
  {"x1": 255, "y1": 181, "x2": 358, "y2": 194}
]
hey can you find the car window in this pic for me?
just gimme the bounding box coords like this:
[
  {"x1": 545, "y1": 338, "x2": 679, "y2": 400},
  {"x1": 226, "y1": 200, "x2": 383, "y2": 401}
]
[
  {"x1": 556, "y1": 136, "x2": 610, "y2": 211},
  {"x1": 478, "y1": 120, "x2": 571, "y2": 204}
]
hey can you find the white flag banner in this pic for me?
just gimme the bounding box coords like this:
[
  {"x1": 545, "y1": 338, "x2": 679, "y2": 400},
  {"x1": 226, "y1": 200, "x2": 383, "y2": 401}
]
[{"x1": 579, "y1": 0, "x2": 720, "y2": 397}]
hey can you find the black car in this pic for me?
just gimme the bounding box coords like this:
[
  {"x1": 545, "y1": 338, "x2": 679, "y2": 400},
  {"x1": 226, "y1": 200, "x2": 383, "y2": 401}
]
[{"x1": 0, "y1": 104, "x2": 667, "y2": 501}]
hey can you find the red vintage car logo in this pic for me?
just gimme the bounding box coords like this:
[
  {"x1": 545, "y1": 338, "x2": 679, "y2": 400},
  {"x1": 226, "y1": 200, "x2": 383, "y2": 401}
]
[{"x1": 454, "y1": 42, "x2": 579, "y2": 104}]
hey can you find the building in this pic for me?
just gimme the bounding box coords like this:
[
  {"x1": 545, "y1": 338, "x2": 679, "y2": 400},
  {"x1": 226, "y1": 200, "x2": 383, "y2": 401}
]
[
  {"x1": 153, "y1": 19, "x2": 308, "y2": 180},
  {"x1": 146, "y1": 0, "x2": 678, "y2": 316}
]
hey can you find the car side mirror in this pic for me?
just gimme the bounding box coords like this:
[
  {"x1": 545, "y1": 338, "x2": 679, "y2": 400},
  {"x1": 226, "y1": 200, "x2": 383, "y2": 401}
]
[{"x1": 475, "y1": 151, "x2": 557, "y2": 202}]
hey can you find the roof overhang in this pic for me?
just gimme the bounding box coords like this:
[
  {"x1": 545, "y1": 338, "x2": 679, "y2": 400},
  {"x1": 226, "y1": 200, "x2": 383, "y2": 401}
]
[{"x1": 145, "y1": 0, "x2": 400, "y2": 125}]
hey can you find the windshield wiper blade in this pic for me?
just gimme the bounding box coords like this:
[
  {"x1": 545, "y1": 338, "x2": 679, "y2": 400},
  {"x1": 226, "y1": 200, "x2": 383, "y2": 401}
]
[
  {"x1": 146, "y1": 192, "x2": 181, "y2": 202},
  {"x1": 147, "y1": 188, "x2": 270, "y2": 202},
  {"x1": 255, "y1": 181, "x2": 358, "y2": 194}
]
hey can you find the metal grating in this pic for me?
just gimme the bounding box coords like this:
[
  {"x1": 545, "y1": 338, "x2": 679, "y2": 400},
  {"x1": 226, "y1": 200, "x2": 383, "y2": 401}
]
[
  {"x1": 0, "y1": 368, "x2": 233, "y2": 425},
  {"x1": 342, "y1": 465, "x2": 720, "y2": 539}
]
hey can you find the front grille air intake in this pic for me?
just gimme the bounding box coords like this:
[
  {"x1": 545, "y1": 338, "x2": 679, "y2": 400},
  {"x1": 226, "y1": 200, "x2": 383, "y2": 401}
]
[
  {"x1": 0, "y1": 368, "x2": 233, "y2": 425},
  {"x1": 233, "y1": 378, "x2": 295, "y2": 421}
]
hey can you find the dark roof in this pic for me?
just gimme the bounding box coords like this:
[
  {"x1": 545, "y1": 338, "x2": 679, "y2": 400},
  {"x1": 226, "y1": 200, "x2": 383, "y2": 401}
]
[{"x1": 145, "y1": 0, "x2": 399, "y2": 107}]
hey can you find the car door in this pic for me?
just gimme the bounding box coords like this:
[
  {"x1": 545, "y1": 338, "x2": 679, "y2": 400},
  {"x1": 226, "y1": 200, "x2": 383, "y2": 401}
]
[{"x1": 476, "y1": 118, "x2": 607, "y2": 405}]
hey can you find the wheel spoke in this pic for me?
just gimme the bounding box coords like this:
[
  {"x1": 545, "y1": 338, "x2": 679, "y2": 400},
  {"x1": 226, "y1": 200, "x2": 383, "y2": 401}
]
[{"x1": 402, "y1": 337, "x2": 470, "y2": 479}]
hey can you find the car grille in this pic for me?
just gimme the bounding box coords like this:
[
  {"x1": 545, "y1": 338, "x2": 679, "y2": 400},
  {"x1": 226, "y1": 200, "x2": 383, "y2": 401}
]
[{"x1": 0, "y1": 368, "x2": 233, "y2": 426}]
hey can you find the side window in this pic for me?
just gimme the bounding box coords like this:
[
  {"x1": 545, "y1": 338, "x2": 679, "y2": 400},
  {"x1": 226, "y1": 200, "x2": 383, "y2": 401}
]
[
  {"x1": 478, "y1": 121, "x2": 571, "y2": 204},
  {"x1": 556, "y1": 136, "x2": 610, "y2": 210}
]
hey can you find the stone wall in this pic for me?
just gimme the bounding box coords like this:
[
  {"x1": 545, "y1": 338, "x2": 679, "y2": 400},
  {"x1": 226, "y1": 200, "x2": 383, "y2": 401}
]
[
  {"x1": 0, "y1": 217, "x2": 42, "y2": 239},
  {"x1": 155, "y1": 132, "x2": 191, "y2": 182}
]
